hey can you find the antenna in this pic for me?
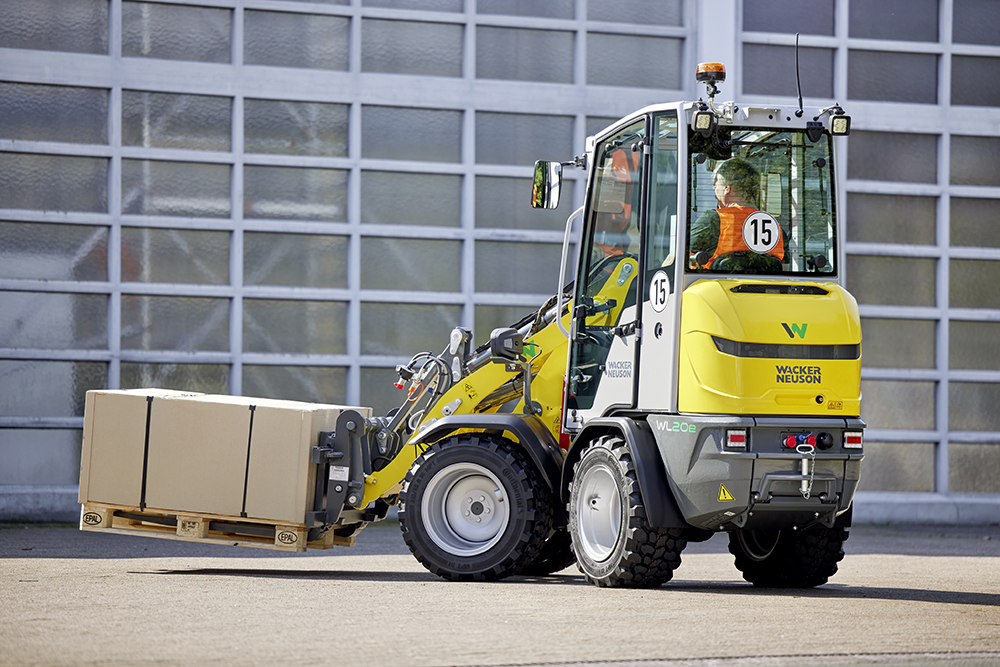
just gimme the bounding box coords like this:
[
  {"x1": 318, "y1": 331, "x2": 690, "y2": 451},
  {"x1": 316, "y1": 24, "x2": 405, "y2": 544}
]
[{"x1": 794, "y1": 33, "x2": 804, "y2": 117}]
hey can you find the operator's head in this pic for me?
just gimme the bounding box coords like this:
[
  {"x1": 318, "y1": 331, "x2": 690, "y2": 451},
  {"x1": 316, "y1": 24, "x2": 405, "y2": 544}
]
[{"x1": 714, "y1": 158, "x2": 760, "y2": 209}]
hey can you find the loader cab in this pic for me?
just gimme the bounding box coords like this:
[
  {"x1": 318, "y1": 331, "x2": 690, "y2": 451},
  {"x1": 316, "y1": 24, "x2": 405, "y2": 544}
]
[{"x1": 554, "y1": 93, "x2": 852, "y2": 430}]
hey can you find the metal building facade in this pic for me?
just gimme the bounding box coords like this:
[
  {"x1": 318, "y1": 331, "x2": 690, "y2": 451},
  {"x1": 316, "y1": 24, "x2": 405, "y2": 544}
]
[{"x1": 1, "y1": 0, "x2": 998, "y2": 520}]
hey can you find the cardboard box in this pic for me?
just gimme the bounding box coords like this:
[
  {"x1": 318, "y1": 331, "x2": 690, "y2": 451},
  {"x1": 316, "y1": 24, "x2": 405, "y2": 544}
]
[
  {"x1": 79, "y1": 389, "x2": 370, "y2": 524},
  {"x1": 79, "y1": 388, "x2": 200, "y2": 508}
]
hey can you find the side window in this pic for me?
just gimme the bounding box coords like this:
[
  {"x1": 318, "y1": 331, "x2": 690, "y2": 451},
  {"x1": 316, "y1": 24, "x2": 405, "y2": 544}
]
[{"x1": 646, "y1": 112, "x2": 678, "y2": 292}]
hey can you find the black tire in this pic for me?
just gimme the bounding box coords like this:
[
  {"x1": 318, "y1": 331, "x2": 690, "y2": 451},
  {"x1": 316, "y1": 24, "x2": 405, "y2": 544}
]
[
  {"x1": 518, "y1": 528, "x2": 576, "y2": 577},
  {"x1": 728, "y1": 525, "x2": 849, "y2": 587},
  {"x1": 398, "y1": 434, "x2": 554, "y2": 581},
  {"x1": 567, "y1": 435, "x2": 686, "y2": 588}
]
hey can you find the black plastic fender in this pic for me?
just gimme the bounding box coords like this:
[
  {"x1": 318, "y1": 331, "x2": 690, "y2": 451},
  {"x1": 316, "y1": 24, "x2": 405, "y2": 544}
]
[
  {"x1": 561, "y1": 417, "x2": 690, "y2": 529},
  {"x1": 413, "y1": 413, "x2": 565, "y2": 499}
]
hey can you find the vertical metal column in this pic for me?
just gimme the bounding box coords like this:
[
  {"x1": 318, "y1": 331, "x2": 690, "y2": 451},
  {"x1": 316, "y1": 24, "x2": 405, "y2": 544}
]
[{"x1": 230, "y1": 4, "x2": 246, "y2": 395}]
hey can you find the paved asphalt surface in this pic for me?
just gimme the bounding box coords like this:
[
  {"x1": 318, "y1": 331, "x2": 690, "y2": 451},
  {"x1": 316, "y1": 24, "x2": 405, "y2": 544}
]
[{"x1": 1, "y1": 521, "x2": 999, "y2": 667}]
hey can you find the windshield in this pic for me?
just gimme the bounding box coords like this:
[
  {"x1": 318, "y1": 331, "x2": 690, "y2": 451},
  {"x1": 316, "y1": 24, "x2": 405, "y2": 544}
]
[{"x1": 686, "y1": 127, "x2": 836, "y2": 276}]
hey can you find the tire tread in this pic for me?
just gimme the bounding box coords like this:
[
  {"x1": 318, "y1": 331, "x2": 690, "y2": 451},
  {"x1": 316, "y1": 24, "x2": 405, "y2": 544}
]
[
  {"x1": 399, "y1": 435, "x2": 553, "y2": 582},
  {"x1": 570, "y1": 435, "x2": 686, "y2": 589},
  {"x1": 729, "y1": 525, "x2": 849, "y2": 588}
]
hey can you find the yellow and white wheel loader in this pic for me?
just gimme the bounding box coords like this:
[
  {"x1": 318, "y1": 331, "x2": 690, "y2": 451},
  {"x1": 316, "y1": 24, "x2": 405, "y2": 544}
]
[
  {"x1": 81, "y1": 63, "x2": 864, "y2": 588},
  {"x1": 383, "y1": 63, "x2": 863, "y2": 587}
]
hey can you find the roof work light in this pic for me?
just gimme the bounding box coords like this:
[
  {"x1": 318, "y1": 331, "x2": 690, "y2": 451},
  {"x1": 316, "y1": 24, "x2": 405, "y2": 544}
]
[{"x1": 830, "y1": 113, "x2": 851, "y2": 136}]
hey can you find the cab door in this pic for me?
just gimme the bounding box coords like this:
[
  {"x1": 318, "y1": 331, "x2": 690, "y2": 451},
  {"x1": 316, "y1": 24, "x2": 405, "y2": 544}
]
[{"x1": 565, "y1": 119, "x2": 647, "y2": 429}]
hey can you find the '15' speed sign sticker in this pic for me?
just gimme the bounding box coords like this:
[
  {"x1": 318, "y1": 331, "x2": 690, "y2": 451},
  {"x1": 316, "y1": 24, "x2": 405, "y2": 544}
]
[
  {"x1": 742, "y1": 211, "x2": 780, "y2": 254},
  {"x1": 650, "y1": 270, "x2": 669, "y2": 313}
]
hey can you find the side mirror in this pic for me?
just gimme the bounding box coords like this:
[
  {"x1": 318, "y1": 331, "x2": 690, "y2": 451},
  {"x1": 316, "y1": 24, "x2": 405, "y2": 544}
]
[
  {"x1": 531, "y1": 161, "x2": 562, "y2": 209},
  {"x1": 489, "y1": 327, "x2": 523, "y2": 363}
]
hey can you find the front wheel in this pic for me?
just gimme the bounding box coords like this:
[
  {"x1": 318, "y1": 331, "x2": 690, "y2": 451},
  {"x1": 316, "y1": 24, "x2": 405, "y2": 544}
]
[
  {"x1": 568, "y1": 435, "x2": 686, "y2": 588},
  {"x1": 398, "y1": 435, "x2": 553, "y2": 581},
  {"x1": 729, "y1": 525, "x2": 849, "y2": 587}
]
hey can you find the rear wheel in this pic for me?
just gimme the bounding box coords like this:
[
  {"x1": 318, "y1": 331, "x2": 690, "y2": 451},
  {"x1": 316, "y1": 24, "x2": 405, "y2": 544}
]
[
  {"x1": 729, "y1": 525, "x2": 848, "y2": 587},
  {"x1": 568, "y1": 435, "x2": 686, "y2": 588},
  {"x1": 518, "y1": 528, "x2": 575, "y2": 576},
  {"x1": 399, "y1": 434, "x2": 553, "y2": 581}
]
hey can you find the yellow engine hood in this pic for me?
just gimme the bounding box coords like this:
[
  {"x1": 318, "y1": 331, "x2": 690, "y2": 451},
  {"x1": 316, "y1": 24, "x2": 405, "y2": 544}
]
[{"x1": 678, "y1": 279, "x2": 862, "y2": 416}]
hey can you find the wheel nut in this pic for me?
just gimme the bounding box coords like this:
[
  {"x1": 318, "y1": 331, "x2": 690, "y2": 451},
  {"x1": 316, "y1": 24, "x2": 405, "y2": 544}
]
[{"x1": 476, "y1": 517, "x2": 482, "y2": 523}]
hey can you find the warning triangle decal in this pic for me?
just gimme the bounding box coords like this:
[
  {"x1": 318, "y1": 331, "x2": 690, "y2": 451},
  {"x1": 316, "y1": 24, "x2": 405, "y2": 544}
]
[{"x1": 718, "y1": 483, "x2": 735, "y2": 502}]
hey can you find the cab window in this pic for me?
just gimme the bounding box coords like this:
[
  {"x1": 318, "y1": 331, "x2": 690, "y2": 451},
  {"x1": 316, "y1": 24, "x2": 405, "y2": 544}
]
[{"x1": 686, "y1": 128, "x2": 837, "y2": 276}]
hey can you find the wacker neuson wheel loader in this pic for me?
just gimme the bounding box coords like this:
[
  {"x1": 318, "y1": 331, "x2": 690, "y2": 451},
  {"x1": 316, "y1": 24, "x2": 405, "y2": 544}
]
[{"x1": 79, "y1": 62, "x2": 864, "y2": 589}]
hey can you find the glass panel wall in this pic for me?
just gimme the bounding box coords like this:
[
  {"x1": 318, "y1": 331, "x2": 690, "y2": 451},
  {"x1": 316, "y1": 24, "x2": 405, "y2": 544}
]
[{"x1": 6, "y1": 0, "x2": 1000, "y2": 511}]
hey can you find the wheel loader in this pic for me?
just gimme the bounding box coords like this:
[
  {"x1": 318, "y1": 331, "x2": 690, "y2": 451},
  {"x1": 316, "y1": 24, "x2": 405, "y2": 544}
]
[{"x1": 80, "y1": 63, "x2": 864, "y2": 588}]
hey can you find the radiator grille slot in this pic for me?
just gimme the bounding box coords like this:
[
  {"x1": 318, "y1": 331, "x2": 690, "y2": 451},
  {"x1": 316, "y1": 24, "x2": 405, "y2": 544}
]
[
  {"x1": 712, "y1": 336, "x2": 860, "y2": 360},
  {"x1": 730, "y1": 284, "x2": 829, "y2": 295}
]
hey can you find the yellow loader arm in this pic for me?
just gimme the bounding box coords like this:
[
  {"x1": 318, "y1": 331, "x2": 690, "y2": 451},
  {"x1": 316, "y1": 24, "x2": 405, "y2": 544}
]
[{"x1": 361, "y1": 256, "x2": 638, "y2": 506}]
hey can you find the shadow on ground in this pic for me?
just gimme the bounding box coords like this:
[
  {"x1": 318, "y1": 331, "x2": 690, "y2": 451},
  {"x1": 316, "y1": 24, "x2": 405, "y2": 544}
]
[{"x1": 2, "y1": 522, "x2": 999, "y2": 560}]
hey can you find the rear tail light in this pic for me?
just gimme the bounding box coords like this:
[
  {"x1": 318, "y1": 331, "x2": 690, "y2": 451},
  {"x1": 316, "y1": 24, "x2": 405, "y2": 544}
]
[
  {"x1": 725, "y1": 429, "x2": 747, "y2": 449},
  {"x1": 844, "y1": 431, "x2": 864, "y2": 449}
]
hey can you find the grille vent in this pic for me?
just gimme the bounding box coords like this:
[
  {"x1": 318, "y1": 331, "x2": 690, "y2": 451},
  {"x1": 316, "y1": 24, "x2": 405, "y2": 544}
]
[{"x1": 730, "y1": 284, "x2": 829, "y2": 295}]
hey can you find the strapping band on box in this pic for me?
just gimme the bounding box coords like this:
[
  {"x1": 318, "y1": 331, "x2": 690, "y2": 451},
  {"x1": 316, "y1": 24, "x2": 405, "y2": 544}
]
[
  {"x1": 241, "y1": 405, "x2": 256, "y2": 518},
  {"x1": 139, "y1": 395, "x2": 153, "y2": 510}
]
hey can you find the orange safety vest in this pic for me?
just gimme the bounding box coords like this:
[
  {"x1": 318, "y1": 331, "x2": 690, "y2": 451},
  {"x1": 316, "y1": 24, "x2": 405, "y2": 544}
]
[{"x1": 705, "y1": 206, "x2": 784, "y2": 267}]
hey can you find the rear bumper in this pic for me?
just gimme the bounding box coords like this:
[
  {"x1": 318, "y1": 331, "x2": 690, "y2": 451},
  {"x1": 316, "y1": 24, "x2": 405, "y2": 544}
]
[{"x1": 647, "y1": 414, "x2": 864, "y2": 531}]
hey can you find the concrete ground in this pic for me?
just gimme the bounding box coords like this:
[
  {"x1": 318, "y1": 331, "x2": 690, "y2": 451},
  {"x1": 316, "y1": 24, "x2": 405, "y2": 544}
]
[{"x1": 1, "y1": 521, "x2": 999, "y2": 667}]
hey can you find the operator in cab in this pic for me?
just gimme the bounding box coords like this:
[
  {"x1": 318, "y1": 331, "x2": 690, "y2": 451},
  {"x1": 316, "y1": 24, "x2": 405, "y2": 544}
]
[{"x1": 689, "y1": 158, "x2": 784, "y2": 273}]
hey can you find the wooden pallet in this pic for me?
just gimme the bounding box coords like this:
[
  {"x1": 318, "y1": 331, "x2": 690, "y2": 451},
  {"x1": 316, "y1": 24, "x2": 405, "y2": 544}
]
[{"x1": 79, "y1": 503, "x2": 357, "y2": 552}]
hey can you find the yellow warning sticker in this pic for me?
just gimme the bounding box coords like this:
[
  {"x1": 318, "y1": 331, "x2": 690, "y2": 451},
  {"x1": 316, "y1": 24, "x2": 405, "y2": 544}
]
[{"x1": 718, "y1": 483, "x2": 735, "y2": 502}]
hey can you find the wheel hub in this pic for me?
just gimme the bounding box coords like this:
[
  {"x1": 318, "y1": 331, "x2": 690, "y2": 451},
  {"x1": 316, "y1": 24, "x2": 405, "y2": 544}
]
[
  {"x1": 421, "y1": 463, "x2": 510, "y2": 557},
  {"x1": 576, "y1": 464, "x2": 622, "y2": 562}
]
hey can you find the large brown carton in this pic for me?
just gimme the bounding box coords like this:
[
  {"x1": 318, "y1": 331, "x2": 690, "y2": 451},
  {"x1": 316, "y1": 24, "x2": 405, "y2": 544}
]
[
  {"x1": 79, "y1": 389, "x2": 370, "y2": 525},
  {"x1": 79, "y1": 388, "x2": 201, "y2": 508}
]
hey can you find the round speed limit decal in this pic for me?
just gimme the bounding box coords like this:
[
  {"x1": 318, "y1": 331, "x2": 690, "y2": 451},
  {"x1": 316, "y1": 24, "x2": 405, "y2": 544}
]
[
  {"x1": 742, "y1": 211, "x2": 780, "y2": 254},
  {"x1": 650, "y1": 270, "x2": 669, "y2": 313}
]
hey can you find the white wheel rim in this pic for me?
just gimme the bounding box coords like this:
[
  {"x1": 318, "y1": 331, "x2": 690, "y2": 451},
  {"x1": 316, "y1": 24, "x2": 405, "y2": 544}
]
[
  {"x1": 420, "y1": 462, "x2": 510, "y2": 557},
  {"x1": 576, "y1": 462, "x2": 622, "y2": 562}
]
